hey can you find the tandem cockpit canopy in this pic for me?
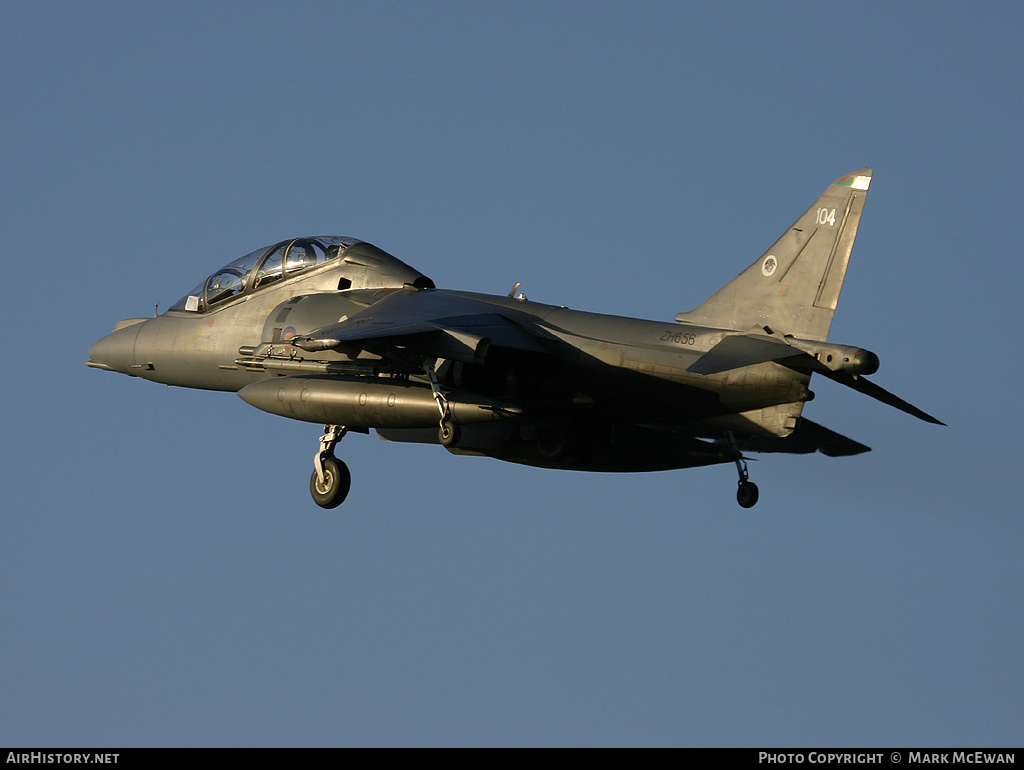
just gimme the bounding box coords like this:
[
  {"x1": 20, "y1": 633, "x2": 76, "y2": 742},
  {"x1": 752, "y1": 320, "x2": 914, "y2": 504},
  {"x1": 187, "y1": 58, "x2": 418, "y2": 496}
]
[{"x1": 168, "y1": 236, "x2": 434, "y2": 313}]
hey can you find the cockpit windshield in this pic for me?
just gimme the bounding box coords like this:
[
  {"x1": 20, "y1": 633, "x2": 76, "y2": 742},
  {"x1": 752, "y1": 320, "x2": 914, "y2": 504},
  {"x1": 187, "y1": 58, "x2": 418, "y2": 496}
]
[{"x1": 169, "y1": 236, "x2": 357, "y2": 313}]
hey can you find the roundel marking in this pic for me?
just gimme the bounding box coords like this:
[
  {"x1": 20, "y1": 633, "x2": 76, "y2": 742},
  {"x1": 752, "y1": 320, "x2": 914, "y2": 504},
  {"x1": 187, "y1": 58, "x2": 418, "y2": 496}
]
[{"x1": 762, "y1": 255, "x2": 778, "y2": 277}]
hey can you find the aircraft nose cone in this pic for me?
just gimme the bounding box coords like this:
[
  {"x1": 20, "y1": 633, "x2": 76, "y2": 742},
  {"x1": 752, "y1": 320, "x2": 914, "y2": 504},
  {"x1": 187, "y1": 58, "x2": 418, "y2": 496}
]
[{"x1": 88, "y1": 321, "x2": 143, "y2": 374}]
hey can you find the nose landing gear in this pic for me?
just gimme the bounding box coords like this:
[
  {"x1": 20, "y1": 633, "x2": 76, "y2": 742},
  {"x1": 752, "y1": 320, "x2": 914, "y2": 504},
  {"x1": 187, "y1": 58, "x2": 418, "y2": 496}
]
[{"x1": 310, "y1": 424, "x2": 351, "y2": 509}]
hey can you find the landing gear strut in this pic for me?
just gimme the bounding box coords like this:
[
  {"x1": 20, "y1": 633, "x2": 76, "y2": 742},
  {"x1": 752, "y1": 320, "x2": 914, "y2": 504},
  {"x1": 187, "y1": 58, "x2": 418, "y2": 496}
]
[
  {"x1": 424, "y1": 360, "x2": 461, "y2": 447},
  {"x1": 310, "y1": 424, "x2": 351, "y2": 509},
  {"x1": 728, "y1": 431, "x2": 759, "y2": 509}
]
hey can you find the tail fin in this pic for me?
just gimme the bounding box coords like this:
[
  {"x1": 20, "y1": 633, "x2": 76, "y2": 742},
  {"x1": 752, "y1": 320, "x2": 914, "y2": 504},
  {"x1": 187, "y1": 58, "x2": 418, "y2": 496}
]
[{"x1": 675, "y1": 169, "x2": 872, "y2": 341}]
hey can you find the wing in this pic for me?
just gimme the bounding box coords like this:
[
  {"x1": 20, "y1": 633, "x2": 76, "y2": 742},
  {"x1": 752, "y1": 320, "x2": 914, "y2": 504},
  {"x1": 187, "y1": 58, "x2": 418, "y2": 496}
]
[{"x1": 291, "y1": 289, "x2": 551, "y2": 364}]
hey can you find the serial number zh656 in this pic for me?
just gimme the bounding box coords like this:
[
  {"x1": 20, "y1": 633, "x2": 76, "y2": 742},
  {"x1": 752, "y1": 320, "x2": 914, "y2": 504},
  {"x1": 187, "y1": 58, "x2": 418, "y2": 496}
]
[{"x1": 661, "y1": 331, "x2": 696, "y2": 345}]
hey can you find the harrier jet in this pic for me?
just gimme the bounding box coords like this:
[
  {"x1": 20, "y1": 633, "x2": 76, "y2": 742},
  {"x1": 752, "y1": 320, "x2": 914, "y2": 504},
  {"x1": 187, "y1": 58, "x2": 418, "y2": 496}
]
[{"x1": 88, "y1": 169, "x2": 942, "y2": 509}]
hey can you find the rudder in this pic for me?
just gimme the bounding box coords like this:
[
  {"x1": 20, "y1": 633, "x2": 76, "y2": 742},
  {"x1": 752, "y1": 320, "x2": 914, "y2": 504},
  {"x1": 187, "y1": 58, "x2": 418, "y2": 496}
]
[{"x1": 675, "y1": 169, "x2": 872, "y2": 341}]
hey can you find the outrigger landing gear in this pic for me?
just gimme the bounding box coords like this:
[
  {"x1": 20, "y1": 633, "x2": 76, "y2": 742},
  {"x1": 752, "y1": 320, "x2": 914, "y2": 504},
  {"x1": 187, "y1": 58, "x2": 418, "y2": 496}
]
[
  {"x1": 727, "y1": 431, "x2": 759, "y2": 509},
  {"x1": 424, "y1": 360, "x2": 461, "y2": 447},
  {"x1": 310, "y1": 424, "x2": 351, "y2": 509}
]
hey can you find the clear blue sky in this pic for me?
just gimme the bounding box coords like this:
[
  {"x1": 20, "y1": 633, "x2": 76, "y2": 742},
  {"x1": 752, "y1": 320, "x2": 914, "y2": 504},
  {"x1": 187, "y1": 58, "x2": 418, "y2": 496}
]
[{"x1": 2, "y1": 1, "x2": 1021, "y2": 747}]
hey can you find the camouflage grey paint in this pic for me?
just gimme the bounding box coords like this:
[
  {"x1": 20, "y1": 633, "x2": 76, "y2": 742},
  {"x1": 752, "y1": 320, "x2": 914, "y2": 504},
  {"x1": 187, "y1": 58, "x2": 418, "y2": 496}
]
[
  {"x1": 89, "y1": 240, "x2": 431, "y2": 391},
  {"x1": 88, "y1": 171, "x2": 942, "y2": 507}
]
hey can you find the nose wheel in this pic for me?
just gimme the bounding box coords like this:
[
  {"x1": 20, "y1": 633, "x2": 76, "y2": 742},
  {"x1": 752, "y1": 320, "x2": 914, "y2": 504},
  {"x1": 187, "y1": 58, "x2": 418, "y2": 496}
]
[
  {"x1": 310, "y1": 424, "x2": 350, "y2": 509},
  {"x1": 310, "y1": 456, "x2": 351, "y2": 509}
]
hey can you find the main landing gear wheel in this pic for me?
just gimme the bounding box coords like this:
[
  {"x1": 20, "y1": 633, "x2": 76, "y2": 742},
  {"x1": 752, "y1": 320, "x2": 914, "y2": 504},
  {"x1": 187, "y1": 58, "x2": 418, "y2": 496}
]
[{"x1": 310, "y1": 456, "x2": 351, "y2": 509}]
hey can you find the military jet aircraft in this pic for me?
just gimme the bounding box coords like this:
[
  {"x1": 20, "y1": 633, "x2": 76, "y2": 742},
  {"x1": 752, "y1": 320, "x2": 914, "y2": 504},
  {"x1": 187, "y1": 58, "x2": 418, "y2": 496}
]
[{"x1": 88, "y1": 169, "x2": 942, "y2": 509}]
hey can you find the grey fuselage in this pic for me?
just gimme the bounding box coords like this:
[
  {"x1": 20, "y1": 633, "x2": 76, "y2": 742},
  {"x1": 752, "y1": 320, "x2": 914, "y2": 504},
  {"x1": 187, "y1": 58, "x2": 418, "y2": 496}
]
[
  {"x1": 88, "y1": 235, "x2": 820, "y2": 477},
  {"x1": 88, "y1": 172, "x2": 943, "y2": 501}
]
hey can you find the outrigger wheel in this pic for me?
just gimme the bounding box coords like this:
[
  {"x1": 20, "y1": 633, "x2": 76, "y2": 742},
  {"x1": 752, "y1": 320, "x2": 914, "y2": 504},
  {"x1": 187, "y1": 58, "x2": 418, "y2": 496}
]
[
  {"x1": 310, "y1": 424, "x2": 351, "y2": 509},
  {"x1": 727, "y1": 431, "x2": 759, "y2": 509},
  {"x1": 425, "y1": 360, "x2": 461, "y2": 448},
  {"x1": 736, "y1": 480, "x2": 759, "y2": 509},
  {"x1": 438, "y1": 419, "x2": 461, "y2": 447}
]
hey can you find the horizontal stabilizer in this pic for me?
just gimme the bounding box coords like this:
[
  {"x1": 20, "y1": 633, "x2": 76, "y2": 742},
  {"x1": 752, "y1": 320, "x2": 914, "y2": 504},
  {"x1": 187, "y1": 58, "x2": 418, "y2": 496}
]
[
  {"x1": 697, "y1": 418, "x2": 869, "y2": 456},
  {"x1": 794, "y1": 419, "x2": 871, "y2": 456},
  {"x1": 689, "y1": 334, "x2": 943, "y2": 426},
  {"x1": 687, "y1": 334, "x2": 803, "y2": 375},
  {"x1": 821, "y1": 370, "x2": 945, "y2": 425}
]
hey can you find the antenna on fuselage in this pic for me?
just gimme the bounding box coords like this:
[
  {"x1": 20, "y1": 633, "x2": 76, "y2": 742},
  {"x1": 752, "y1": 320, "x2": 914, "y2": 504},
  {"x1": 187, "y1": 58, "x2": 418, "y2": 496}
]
[{"x1": 153, "y1": 302, "x2": 160, "y2": 317}]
